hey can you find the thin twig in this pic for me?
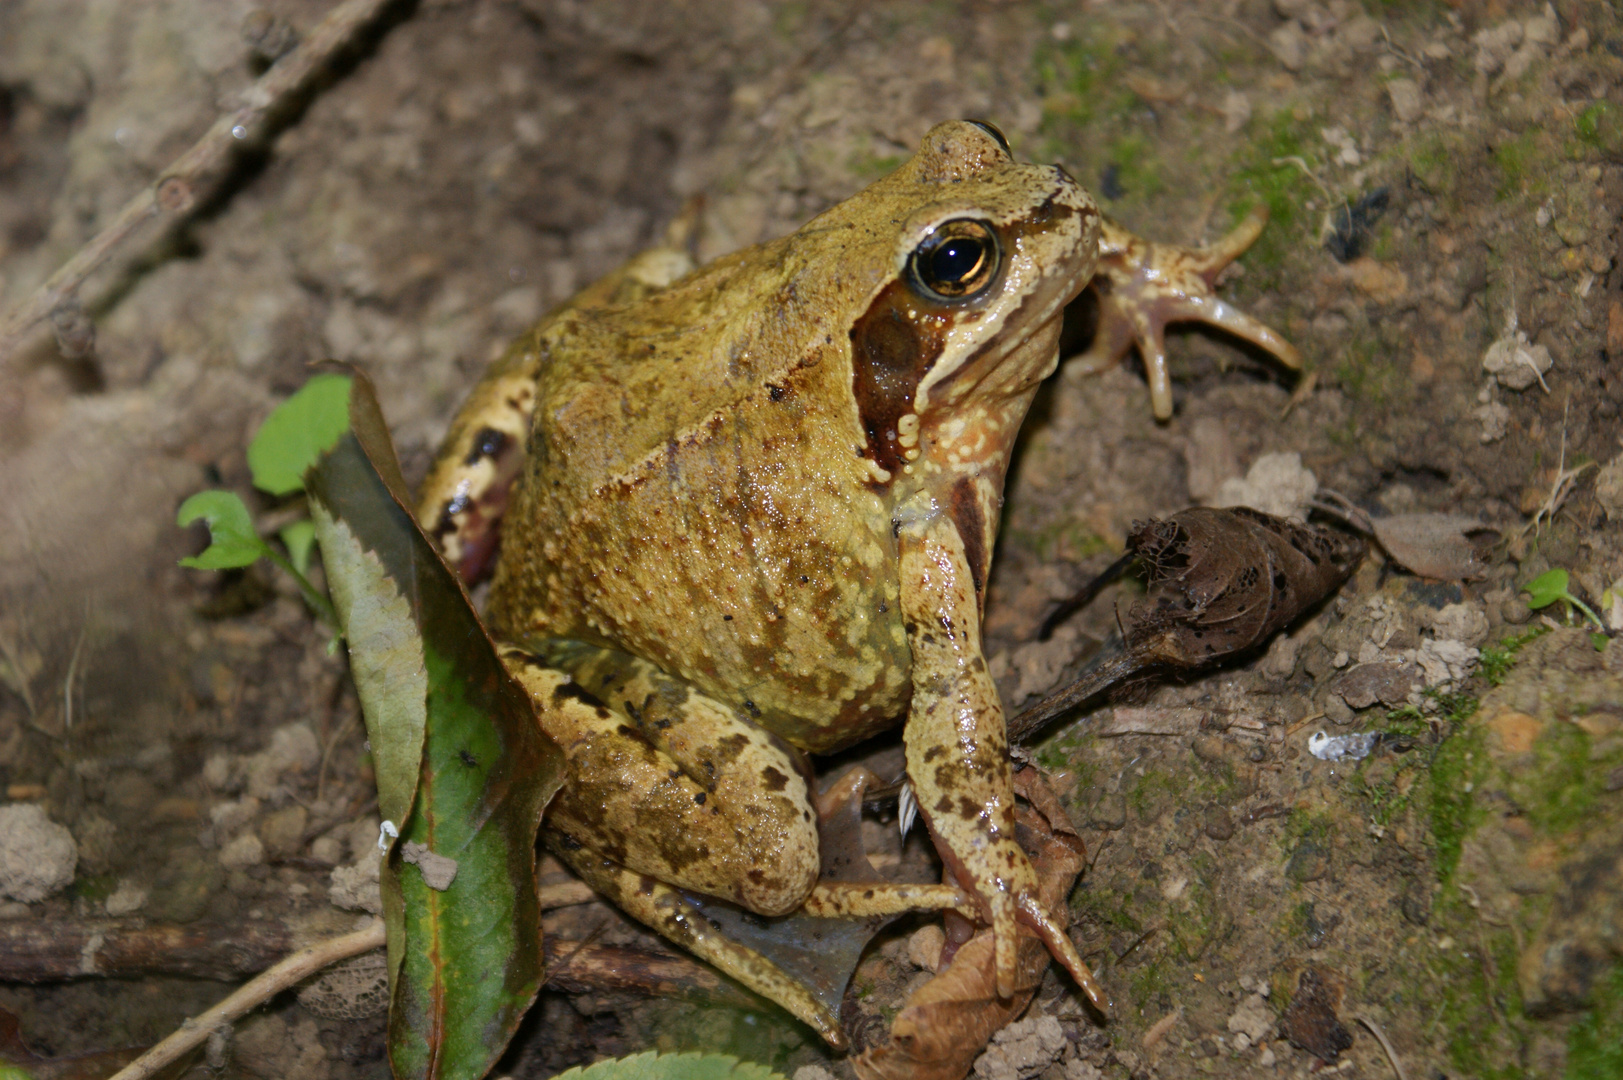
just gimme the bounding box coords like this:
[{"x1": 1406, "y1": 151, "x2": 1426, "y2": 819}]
[
  {"x1": 0, "y1": 0, "x2": 403, "y2": 368},
  {"x1": 105, "y1": 920, "x2": 385, "y2": 1080},
  {"x1": 1356, "y1": 1015, "x2": 1409, "y2": 1080},
  {"x1": 62, "y1": 607, "x2": 90, "y2": 731}
]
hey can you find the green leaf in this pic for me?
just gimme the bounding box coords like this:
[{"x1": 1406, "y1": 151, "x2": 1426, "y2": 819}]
[
  {"x1": 248, "y1": 372, "x2": 354, "y2": 496},
  {"x1": 305, "y1": 369, "x2": 564, "y2": 1080},
  {"x1": 551, "y1": 1052, "x2": 789, "y2": 1080},
  {"x1": 1524, "y1": 568, "x2": 1571, "y2": 610},
  {"x1": 280, "y1": 519, "x2": 317, "y2": 577},
  {"x1": 176, "y1": 491, "x2": 272, "y2": 569}
]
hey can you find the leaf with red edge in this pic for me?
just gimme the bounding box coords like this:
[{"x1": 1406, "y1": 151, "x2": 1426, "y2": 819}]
[{"x1": 305, "y1": 369, "x2": 565, "y2": 1080}]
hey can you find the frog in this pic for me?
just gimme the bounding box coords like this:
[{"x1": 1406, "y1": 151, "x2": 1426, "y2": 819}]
[{"x1": 417, "y1": 119, "x2": 1299, "y2": 1047}]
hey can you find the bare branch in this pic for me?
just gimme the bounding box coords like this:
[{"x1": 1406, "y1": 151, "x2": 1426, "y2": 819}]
[
  {"x1": 105, "y1": 921, "x2": 385, "y2": 1080},
  {"x1": 0, "y1": 0, "x2": 404, "y2": 369}
]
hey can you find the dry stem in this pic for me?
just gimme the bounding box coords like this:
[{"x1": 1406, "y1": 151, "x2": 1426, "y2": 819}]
[
  {"x1": 105, "y1": 920, "x2": 385, "y2": 1080},
  {"x1": 0, "y1": 0, "x2": 403, "y2": 368}
]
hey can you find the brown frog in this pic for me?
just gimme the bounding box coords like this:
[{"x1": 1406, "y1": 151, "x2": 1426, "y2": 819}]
[{"x1": 418, "y1": 120, "x2": 1298, "y2": 1046}]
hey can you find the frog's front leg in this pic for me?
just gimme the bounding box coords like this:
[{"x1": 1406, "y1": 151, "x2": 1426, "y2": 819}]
[
  {"x1": 1070, "y1": 207, "x2": 1301, "y2": 420},
  {"x1": 897, "y1": 509, "x2": 1106, "y2": 1007}
]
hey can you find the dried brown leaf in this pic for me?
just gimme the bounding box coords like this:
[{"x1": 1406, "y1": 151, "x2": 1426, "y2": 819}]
[
  {"x1": 1369, "y1": 513, "x2": 1492, "y2": 580},
  {"x1": 1278, "y1": 968, "x2": 1352, "y2": 1063}
]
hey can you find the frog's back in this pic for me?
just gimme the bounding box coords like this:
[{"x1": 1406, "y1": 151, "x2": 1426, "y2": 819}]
[{"x1": 486, "y1": 230, "x2": 915, "y2": 753}]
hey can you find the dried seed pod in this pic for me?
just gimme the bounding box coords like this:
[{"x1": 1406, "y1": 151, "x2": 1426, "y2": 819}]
[{"x1": 1011, "y1": 507, "x2": 1363, "y2": 740}]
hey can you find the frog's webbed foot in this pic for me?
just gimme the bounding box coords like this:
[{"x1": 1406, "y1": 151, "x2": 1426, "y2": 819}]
[
  {"x1": 1071, "y1": 206, "x2": 1301, "y2": 420},
  {"x1": 549, "y1": 838, "x2": 853, "y2": 1049}
]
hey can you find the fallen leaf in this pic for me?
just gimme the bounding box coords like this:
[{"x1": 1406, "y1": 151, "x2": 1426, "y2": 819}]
[
  {"x1": 1278, "y1": 969, "x2": 1352, "y2": 1063},
  {"x1": 1369, "y1": 513, "x2": 1492, "y2": 580}
]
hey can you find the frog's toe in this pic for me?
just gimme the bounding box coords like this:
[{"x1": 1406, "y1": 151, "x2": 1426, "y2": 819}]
[
  {"x1": 1074, "y1": 208, "x2": 1299, "y2": 420},
  {"x1": 1018, "y1": 892, "x2": 1109, "y2": 1014}
]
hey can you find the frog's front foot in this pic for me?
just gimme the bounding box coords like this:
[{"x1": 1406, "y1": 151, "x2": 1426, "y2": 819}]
[{"x1": 1070, "y1": 206, "x2": 1301, "y2": 420}]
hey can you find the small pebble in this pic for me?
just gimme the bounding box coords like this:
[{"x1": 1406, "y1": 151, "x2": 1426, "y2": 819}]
[
  {"x1": 908, "y1": 923, "x2": 946, "y2": 972},
  {"x1": 1501, "y1": 596, "x2": 1532, "y2": 625},
  {"x1": 1204, "y1": 805, "x2": 1236, "y2": 842},
  {"x1": 219, "y1": 833, "x2": 266, "y2": 871}
]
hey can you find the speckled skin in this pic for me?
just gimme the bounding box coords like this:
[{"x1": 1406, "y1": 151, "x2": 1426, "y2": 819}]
[{"x1": 419, "y1": 120, "x2": 1296, "y2": 1045}]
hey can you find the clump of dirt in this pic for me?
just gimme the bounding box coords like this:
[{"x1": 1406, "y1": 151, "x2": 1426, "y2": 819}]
[{"x1": 2, "y1": 1, "x2": 1623, "y2": 1078}]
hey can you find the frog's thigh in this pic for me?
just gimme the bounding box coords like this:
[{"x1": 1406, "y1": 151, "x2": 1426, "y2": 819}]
[{"x1": 504, "y1": 648, "x2": 818, "y2": 917}]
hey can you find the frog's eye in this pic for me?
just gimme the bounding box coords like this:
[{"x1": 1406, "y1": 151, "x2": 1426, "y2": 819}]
[{"x1": 909, "y1": 219, "x2": 1000, "y2": 301}]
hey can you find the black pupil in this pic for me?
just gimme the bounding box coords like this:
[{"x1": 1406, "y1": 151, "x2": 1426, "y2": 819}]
[{"x1": 931, "y1": 238, "x2": 984, "y2": 284}]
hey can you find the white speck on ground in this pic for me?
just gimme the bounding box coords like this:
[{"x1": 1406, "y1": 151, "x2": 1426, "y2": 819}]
[{"x1": 0, "y1": 804, "x2": 78, "y2": 902}]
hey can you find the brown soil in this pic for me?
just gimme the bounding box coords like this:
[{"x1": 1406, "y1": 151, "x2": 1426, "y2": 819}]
[{"x1": 3, "y1": 2, "x2": 1622, "y2": 1079}]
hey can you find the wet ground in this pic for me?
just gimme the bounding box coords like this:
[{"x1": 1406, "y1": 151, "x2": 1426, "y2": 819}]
[{"x1": 2, "y1": 1, "x2": 1622, "y2": 1078}]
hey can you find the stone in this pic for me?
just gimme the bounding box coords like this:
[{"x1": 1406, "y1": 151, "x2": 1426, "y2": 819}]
[
  {"x1": 1385, "y1": 78, "x2": 1423, "y2": 122},
  {"x1": 973, "y1": 1015, "x2": 1069, "y2": 1080},
  {"x1": 907, "y1": 923, "x2": 946, "y2": 972},
  {"x1": 0, "y1": 805, "x2": 78, "y2": 902},
  {"x1": 331, "y1": 857, "x2": 382, "y2": 914},
  {"x1": 218, "y1": 832, "x2": 266, "y2": 870}
]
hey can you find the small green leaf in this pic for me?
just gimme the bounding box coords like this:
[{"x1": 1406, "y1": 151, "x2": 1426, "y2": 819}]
[
  {"x1": 280, "y1": 519, "x2": 317, "y2": 576},
  {"x1": 1524, "y1": 569, "x2": 1571, "y2": 610},
  {"x1": 176, "y1": 491, "x2": 272, "y2": 569},
  {"x1": 551, "y1": 1052, "x2": 788, "y2": 1080},
  {"x1": 248, "y1": 373, "x2": 353, "y2": 496}
]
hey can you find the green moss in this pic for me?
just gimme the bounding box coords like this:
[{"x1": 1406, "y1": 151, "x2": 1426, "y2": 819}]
[
  {"x1": 1433, "y1": 917, "x2": 1529, "y2": 1079},
  {"x1": 1568, "y1": 962, "x2": 1623, "y2": 1079},
  {"x1": 1427, "y1": 720, "x2": 1487, "y2": 884},
  {"x1": 1105, "y1": 133, "x2": 1165, "y2": 199},
  {"x1": 1492, "y1": 130, "x2": 1541, "y2": 201},
  {"x1": 1409, "y1": 130, "x2": 1468, "y2": 202},
  {"x1": 1125, "y1": 769, "x2": 1179, "y2": 817},
  {"x1": 846, "y1": 149, "x2": 905, "y2": 181},
  {"x1": 1032, "y1": 23, "x2": 1128, "y2": 130},
  {"x1": 1280, "y1": 806, "x2": 1336, "y2": 852},
  {"x1": 1572, "y1": 101, "x2": 1623, "y2": 158},
  {"x1": 1479, "y1": 624, "x2": 1552, "y2": 687},
  {"x1": 1332, "y1": 334, "x2": 1402, "y2": 407},
  {"x1": 72, "y1": 871, "x2": 117, "y2": 902},
  {"x1": 1004, "y1": 519, "x2": 1115, "y2": 564},
  {"x1": 1521, "y1": 724, "x2": 1605, "y2": 835},
  {"x1": 1224, "y1": 109, "x2": 1317, "y2": 276}
]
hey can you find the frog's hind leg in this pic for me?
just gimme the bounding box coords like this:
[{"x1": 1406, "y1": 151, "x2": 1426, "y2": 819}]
[
  {"x1": 1071, "y1": 206, "x2": 1301, "y2": 420},
  {"x1": 548, "y1": 838, "x2": 854, "y2": 1049},
  {"x1": 504, "y1": 642, "x2": 821, "y2": 916}
]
